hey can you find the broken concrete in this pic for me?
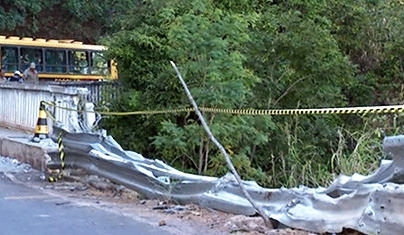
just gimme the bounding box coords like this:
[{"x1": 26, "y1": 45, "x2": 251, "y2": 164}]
[{"x1": 0, "y1": 128, "x2": 57, "y2": 173}]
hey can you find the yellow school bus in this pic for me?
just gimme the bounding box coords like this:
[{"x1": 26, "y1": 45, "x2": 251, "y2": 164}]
[{"x1": 0, "y1": 35, "x2": 118, "y2": 81}]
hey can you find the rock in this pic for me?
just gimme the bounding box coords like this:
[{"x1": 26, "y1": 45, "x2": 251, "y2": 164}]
[
  {"x1": 159, "y1": 220, "x2": 167, "y2": 226},
  {"x1": 224, "y1": 215, "x2": 270, "y2": 233}
]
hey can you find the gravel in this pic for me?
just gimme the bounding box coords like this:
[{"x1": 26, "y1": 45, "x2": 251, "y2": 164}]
[{"x1": 0, "y1": 155, "x2": 32, "y2": 173}]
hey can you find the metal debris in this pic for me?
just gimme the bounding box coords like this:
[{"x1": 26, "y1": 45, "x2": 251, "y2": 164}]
[{"x1": 49, "y1": 124, "x2": 404, "y2": 234}]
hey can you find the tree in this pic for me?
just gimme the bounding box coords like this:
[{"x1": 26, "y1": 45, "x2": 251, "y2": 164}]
[
  {"x1": 0, "y1": 0, "x2": 45, "y2": 33},
  {"x1": 102, "y1": 0, "x2": 273, "y2": 182},
  {"x1": 101, "y1": 0, "x2": 404, "y2": 187},
  {"x1": 243, "y1": 1, "x2": 357, "y2": 186},
  {"x1": 0, "y1": 0, "x2": 139, "y2": 43}
]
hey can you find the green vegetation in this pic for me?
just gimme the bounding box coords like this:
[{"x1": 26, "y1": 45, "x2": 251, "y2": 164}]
[{"x1": 4, "y1": 0, "x2": 404, "y2": 188}]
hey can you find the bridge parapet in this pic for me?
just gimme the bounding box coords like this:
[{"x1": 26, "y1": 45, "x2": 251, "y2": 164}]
[{"x1": 0, "y1": 82, "x2": 86, "y2": 134}]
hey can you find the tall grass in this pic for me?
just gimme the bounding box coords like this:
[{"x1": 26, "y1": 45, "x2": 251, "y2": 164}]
[
  {"x1": 268, "y1": 119, "x2": 334, "y2": 188},
  {"x1": 268, "y1": 115, "x2": 398, "y2": 188},
  {"x1": 331, "y1": 126, "x2": 385, "y2": 178}
]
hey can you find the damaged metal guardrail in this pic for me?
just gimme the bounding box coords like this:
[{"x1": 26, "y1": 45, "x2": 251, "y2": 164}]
[
  {"x1": 48, "y1": 123, "x2": 404, "y2": 235},
  {"x1": 41, "y1": 62, "x2": 404, "y2": 234}
]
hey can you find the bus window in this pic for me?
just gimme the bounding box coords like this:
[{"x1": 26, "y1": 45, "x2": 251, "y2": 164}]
[
  {"x1": 68, "y1": 50, "x2": 89, "y2": 75},
  {"x1": 0, "y1": 48, "x2": 5, "y2": 70},
  {"x1": 91, "y1": 52, "x2": 109, "y2": 75},
  {"x1": 21, "y1": 48, "x2": 43, "y2": 72},
  {"x1": 2, "y1": 47, "x2": 18, "y2": 72},
  {"x1": 45, "y1": 49, "x2": 67, "y2": 73},
  {"x1": 68, "y1": 50, "x2": 78, "y2": 73}
]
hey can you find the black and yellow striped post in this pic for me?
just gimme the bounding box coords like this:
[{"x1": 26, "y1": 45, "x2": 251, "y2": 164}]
[
  {"x1": 58, "y1": 130, "x2": 65, "y2": 172},
  {"x1": 47, "y1": 169, "x2": 61, "y2": 182},
  {"x1": 48, "y1": 130, "x2": 65, "y2": 182},
  {"x1": 32, "y1": 101, "x2": 49, "y2": 143}
]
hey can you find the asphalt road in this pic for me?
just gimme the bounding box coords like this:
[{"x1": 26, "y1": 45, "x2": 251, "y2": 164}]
[{"x1": 0, "y1": 173, "x2": 172, "y2": 235}]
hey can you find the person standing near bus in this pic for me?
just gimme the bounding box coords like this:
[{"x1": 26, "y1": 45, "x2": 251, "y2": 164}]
[
  {"x1": 23, "y1": 62, "x2": 39, "y2": 82},
  {"x1": 8, "y1": 71, "x2": 23, "y2": 82}
]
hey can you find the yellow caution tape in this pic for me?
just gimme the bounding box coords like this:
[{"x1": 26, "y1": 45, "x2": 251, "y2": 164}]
[
  {"x1": 198, "y1": 105, "x2": 404, "y2": 115},
  {"x1": 41, "y1": 101, "x2": 404, "y2": 116}
]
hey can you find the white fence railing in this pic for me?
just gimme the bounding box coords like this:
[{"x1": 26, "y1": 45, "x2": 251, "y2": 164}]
[{"x1": 0, "y1": 82, "x2": 87, "y2": 133}]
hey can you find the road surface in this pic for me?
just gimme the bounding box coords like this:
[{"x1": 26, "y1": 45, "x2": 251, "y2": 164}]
[{"x1": 0, "y1": 173, "x2": 172, "y2": 235}]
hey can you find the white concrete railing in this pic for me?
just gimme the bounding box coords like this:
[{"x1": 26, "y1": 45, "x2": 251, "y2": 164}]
[{"x1": 0, "y1": 82, "x2": 88, "y2": 134}]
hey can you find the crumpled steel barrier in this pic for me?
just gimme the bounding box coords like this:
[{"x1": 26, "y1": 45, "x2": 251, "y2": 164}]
[{"x1": 50, "y1": 125, "x2": 404, "y2": 234}]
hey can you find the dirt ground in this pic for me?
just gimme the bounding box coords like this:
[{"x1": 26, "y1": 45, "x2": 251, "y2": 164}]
[{"x1": 3, "y1": 165, "x2": 366, "y2": 235}]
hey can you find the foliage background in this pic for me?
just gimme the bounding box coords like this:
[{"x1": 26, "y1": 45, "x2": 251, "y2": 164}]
[{"x1": 3, "y1": 0, "x2": 404, "y2": 187}]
